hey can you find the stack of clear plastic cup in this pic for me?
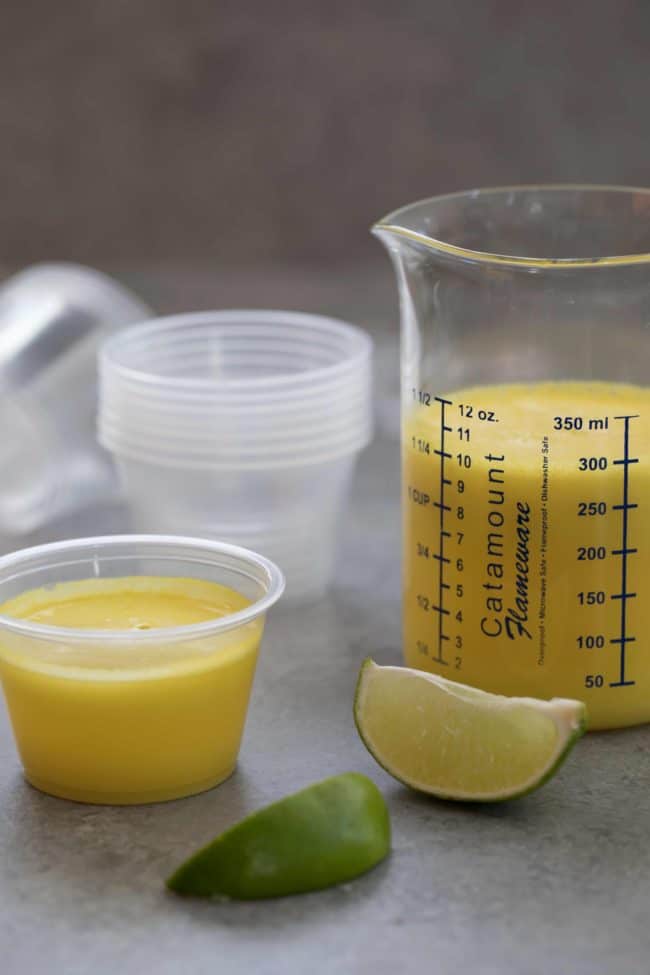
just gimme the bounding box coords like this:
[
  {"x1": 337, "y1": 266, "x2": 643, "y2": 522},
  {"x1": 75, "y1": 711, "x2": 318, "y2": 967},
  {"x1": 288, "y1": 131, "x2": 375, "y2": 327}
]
[{"x1": 98, "y1": 310, "x2": 373, "y2": 602}]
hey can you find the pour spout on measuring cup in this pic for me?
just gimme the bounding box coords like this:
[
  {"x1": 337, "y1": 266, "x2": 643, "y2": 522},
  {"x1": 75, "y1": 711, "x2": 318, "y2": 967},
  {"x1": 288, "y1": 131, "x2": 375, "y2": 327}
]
[
  {"x1": 372, "y1": 214, "x2": 439, "y2": 257},
  {"x1": 372, "y1": 214, "x2": 447, "y2": 402}
]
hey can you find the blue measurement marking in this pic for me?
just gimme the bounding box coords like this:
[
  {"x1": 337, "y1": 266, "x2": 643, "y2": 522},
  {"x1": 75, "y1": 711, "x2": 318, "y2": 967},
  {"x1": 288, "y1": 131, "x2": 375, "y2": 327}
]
[
  {"x1": 430, "y1": 396, "x2": 452, "y2": 665},
  {"x1": 610, "y1": 414, "x2": 639, "y2": 688}
]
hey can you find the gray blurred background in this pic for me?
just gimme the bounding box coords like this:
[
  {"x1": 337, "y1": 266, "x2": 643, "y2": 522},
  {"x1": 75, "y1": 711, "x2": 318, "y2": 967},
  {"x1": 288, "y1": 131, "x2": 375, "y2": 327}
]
[{"x1": 2, "y1": 0, "x2": 649, "y2": 270}]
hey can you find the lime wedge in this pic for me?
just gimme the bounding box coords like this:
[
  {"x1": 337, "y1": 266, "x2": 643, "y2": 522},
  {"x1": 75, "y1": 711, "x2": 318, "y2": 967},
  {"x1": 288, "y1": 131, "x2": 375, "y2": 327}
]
[
  {"x1": 166, "y1": 772, "x2": 390, "y2": 899},
  {"x1": 354, "y1": 660, "x2": 586, "y2": 802}
]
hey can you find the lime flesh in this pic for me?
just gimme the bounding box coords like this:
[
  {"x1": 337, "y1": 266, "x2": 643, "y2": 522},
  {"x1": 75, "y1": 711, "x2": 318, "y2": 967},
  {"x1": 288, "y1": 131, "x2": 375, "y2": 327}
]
[
  {"x1": 354, "y1": 660, "x2": 586, "y2": 802},
  {"x1": 166, "y1": 772, "x2": 390, "y2": 899}
]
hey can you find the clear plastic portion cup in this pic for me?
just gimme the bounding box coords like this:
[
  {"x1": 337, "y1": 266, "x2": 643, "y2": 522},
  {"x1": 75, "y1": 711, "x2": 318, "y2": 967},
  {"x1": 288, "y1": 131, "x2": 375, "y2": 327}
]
[
  {"x1": 98, "y1": 311, "x2": 374, "y2": 601},
  {"x1": 0, "y1": 535, "x2": 284, "y2": 804}
]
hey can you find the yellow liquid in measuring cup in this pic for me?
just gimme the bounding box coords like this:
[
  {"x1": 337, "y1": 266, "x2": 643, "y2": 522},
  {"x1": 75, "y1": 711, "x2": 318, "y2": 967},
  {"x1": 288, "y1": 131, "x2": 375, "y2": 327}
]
[
  {"x1": 404, "y1": 382, "x2": 650, "y2": 730},
  {"x1": 0, "y1": 577, "x2": 262, "y2": 803}
]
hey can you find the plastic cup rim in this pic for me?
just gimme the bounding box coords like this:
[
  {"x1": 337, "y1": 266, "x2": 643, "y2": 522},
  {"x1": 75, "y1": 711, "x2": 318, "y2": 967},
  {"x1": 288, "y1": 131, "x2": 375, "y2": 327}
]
[
  {"x1": 99, "y1": 372, "x2": 369, "y2": 407},
  {"x1": 100, "y1": 359, "x2": 371, "y2": 405},
  {"x1": 105, "y1": 433, "x2": 371, "y2": 470},
  {"x1": 0, "y1": 534, "x2": 286, "y2": 645},
  {"x1": 100, "y1": 435, "x2": 371, "y2": 457},
  {"x1": 100, "y1": 438, "x2": 371, "y2": 462},
  {"x1": 98, "y1": 409, "x2": 371, "y2": 447},
  {"x1": 100, "y1": 309, "x2": 373, "y2": 395},
  {"x1": 98, "y1": 380, "x2": 369, "y2": 417}
]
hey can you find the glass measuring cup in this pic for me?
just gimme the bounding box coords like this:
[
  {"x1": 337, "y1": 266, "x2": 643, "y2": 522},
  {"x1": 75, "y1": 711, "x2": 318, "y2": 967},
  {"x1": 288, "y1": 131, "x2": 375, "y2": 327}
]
[{"x1": 374, "y1": 186, "x2": 650, "y2": 730}]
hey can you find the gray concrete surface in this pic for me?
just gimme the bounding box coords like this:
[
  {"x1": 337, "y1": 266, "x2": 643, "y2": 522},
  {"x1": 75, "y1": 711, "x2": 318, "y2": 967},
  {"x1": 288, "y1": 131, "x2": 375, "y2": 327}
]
[{"x1": 2, "y1": 431, "x2": 650, "y2": 975}]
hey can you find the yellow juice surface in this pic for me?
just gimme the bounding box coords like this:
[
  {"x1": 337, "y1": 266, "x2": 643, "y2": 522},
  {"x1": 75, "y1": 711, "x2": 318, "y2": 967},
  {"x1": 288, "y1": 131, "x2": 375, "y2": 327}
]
[
  {"x1": 404, "y1": 382, "x2": 650, "y2": 729},
  {"x1": 0, "y1": 577, "x2": 263, "y2": 803}
]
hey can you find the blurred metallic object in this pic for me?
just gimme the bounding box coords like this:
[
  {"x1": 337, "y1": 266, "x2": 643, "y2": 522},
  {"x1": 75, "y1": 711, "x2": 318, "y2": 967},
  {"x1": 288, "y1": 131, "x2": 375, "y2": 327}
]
[{"x1": 0, "y1": 264, "x2": 151, "y2": 534}]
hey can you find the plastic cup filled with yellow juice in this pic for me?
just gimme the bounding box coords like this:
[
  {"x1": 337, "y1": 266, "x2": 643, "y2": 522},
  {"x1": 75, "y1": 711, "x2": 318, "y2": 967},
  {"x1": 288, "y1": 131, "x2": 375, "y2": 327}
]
[{"x1": 0, "y1": 535, "x2": 284, "y2": 804}]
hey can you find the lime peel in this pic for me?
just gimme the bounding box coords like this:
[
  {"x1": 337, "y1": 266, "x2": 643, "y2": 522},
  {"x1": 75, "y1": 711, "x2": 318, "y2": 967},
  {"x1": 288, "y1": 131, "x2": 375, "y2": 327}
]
[
  {"x1": 354, "y1": 659, "x2": 586, "y2": 802},
  {"x1": 166, "y1": 772, "x2": 390, "y2": 899}
]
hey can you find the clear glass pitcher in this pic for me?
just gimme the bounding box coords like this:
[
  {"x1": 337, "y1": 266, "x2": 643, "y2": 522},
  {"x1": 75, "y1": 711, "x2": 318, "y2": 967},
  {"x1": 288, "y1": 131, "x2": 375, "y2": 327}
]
[{"x1": 373, "y1": 186, "x2": 650, "y2": 730}]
